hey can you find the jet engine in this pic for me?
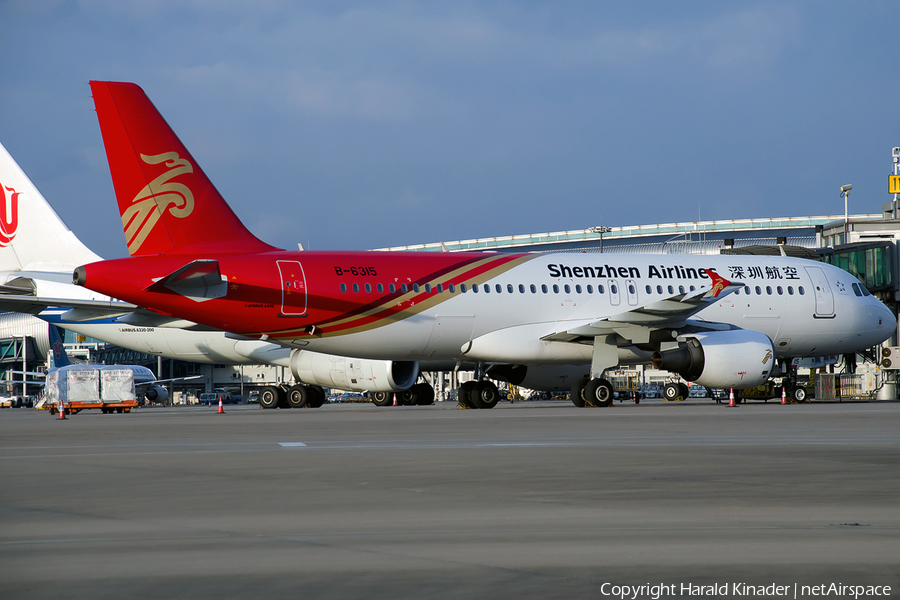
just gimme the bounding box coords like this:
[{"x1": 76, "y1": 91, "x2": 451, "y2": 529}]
[
  {"x1": 144, "y1": 385, "x2": 169, "y2": 404},
  {"x1": 489, "y1": 364, "x2": 589, "y2": 392},
  {"x1": 651, "y1": 329, "x2": 774, "y2": 389},
  {"x1": 290, "y1": 349, "x2": 418, "y2": 392}
]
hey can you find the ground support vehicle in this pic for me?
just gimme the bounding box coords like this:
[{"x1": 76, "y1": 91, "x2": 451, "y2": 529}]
[
  {"x1": 739, "y1": 378, "x2": 813, "y2": 403},
  {"x1": 608, "y1": 370, "x2": 642, "y2": 404},
  {"x1": 44, "y1": 399, "x2": 139, "y2": 415}
]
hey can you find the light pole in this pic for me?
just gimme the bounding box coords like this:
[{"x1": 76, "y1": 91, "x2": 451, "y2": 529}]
[
  {"x1": 840, "y1": 184, "x2": 852, "y2": 239},
  {"x1": 589, "y1": 226, "x2": 612, "y2": 252}
]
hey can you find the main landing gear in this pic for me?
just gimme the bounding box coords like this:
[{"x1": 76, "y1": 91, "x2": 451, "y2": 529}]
[
  {"x1": 456, "y1": 363, "x2": 502, "y2": 409},
  {"x1": 457, "y1": 379, "x2": 501, "y2": 409},
  {"x1": 369, "y1": 382, "x2": 436, "y2": 407},
  {"x1": 570, "y1": 377, "x2": 614, "y2": 408},
  {"x1": 259, "y1": 383, "x2": 327, "y2": 409}
]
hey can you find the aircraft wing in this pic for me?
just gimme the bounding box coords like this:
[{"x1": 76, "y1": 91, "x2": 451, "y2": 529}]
[
  {"x1": 0, "y1": 294, "x2": 137, "y2": 319},
  {"x1": 542, "y1": 271, "x2": 744, "y2": 345},
  {"x1": 0, "y1": 293, "x2": 216, "y2": 330}
]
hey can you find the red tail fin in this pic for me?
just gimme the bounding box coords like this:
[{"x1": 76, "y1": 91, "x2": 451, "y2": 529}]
[{"x1": 89, "y1": 81, "x2": 279, "y2": 256}]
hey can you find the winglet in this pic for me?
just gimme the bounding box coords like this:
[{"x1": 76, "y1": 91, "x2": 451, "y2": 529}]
[{"x1": 704, "y1": 269, "x2": 731, "y2": 297}]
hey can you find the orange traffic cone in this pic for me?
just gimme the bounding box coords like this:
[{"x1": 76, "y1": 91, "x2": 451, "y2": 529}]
[
  {"x1": 392, "y1": 394, "x2": 398, "y2": 406},
  {"x1": 781, "y1": 387, "x2": 787, "y2": 405},
  {"x1": 57, "y1": 403, "x2": 67, "y2": 420},
  {"x1": 728, "y1": 388, "x2": 737, "y2": 408},
  {"x1": 217, "y1": 398, "x2": 225, "y2": 414}
]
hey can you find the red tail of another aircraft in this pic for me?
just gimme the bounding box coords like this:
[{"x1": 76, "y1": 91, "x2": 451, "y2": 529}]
[{"x1": 89, "y1": 81, "x2": 279, "y2": 257}]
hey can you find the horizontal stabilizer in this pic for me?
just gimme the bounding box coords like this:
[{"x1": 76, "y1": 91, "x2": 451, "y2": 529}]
[{"x1": 145, "y1": 259, "x2": 227, "y2": 302}]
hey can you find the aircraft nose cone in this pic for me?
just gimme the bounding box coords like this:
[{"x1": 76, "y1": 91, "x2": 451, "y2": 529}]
[{"x1": 880, "y1": 302, "x2": 897, "y2": 332}]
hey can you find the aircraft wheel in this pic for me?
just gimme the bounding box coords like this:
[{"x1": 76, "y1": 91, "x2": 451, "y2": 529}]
[
  {"x1": 570, "y1": 378, "x2": 589, "y2": 407},
  {"x1": 663, "y1": 383, "x2": 682, "y2": 402},
  {"x1": 472, "y1": 381, "x2": 500, "y2": 409},
  {"x1": 413, "y1": 383, "x2": 435, "y2": 405},
  {"x1": 397, "y1": 388, "x2": 417, "y2": 405},
  {"x1": 307, "y1": 385, "x2": 326, "y2": 408},
  {"x1": 458, "y1": 381, "x2": 477, "y2": 408},
  {"x1": 584, "y1": 378, "x2": 614, "y2": 407},
  {"x1": 679, "y1": 383, "x2": 690, "y2": 400},
  {"x1": 790, "y1": 386, "x2": 808, "y2": 403},
  {"x1": 259, "y1": 386, "x2": 281, "y2": 409},
  {"x1": 287, "y1": 385, "x2": 309, "y2": 409},
  {"x1": 371, "y1": 391, "x2": 394, "y2": 407}
]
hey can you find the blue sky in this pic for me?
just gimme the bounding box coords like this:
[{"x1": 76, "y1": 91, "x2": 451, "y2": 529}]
[{"x1": 1, "y1": 1, "x2": 897, "y2": 259}]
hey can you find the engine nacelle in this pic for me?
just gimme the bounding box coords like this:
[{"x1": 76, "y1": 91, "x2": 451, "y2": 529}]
[
  {"x1": 651, "y1": 329, "x2": 774, "y2": 389},
  {"x1": 290, "y1": 349, "x2": 418, "y2": 392},
  {"x1": 490, "y1": 364, "x2": 589, "y2": 392},
  {"x1": 144, "y1": 386, "x2": 169, "y2": 403}
]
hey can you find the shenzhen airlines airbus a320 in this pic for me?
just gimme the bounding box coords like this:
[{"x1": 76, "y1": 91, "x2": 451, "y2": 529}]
[{"x1": 71, "y1": 81, "x2": 894, "y2": 409}]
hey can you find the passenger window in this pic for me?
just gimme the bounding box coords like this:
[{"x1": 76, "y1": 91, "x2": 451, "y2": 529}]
[
  {"x1": 473, "y1": 284, "x2": 480, "y2": 293},
  {"x1": 484, "y1": 284, "x2": 490, "y2": 294},
  {"x1": 496, "y1": 284, "x2": 502, "y2": 293},
  {"x1": 598, "y1": 285, "x2": 605, "y2": 294},
  {"x1": 553, "y1": 284, "x2": 559, "y2": 293},
  {"x1": 798, "y1": 287, "x2": 804, "y2": 295},
  {"x1": 377, "y1": 283, "x2": 384, "y2": 293},
  {"x1": 629, "y1": 284, "x2": 636, "y2": 294},
  {"x1": 509, "y1": 284, "x2": 515, "y2": 293},
  {"x1": 587, "y1": 285, "x2": 593, "y2": 293},
  {"x1": 541, "y1": 284, "x2": 548, "y2": 293},
  {"x1": 678, "y1": 285, "x2": 684, "y2": 294},
  {"x1": 575, "y1": 285, "x2": 582, "y2": 294},
  {"x1": 365, "y1": 283, "x2": 372, "y2": 293},
  {"x1": 401, "y1": 284, "x2": 408, "y2": 293},
  {"x1": 518, "y1": 284, "x2": 525, "y2": 293},
  {"x1": 611, "y1": 284, "x2": 618, "y2": 294},
  {"x1": 667, "y1": 285, "x2": 674, "y2": 294},
  {"x1": 755, "y1": 286, "x2": 762, "y2": 295},
  {"x1": 390, "y1": 283, "x2": 396, "y2": 293},
  {"x1": 461, "y1": 284, "x2": 467, "y2": 293},
  {"x1": 436, "y1": 284, "x2": 443, "y2": 293},
  {"x1": 353, "y1": 283, "x2": 360, "y2": 293},
  {"x1": 657, "y1": 285, "x2": 663, "y2": 294},
  {"x1": 412, "y1": 284, "x2": 420, "y2": 293},
  {"x1": 689, "y1": 285, "x2": 695, "y2": 291},
  {"x1": 530, "y1": 284, "x2": 537, "y2": 293},
  {"x1": 787, "y1": 286, "x2": 794, "y2": 295},
  {"x1": 777, "y1": 286, "x2": 783, "y2": 295},
  {"x1": 766, "y1": 286, "x2": 772, "y2": 295},
  {"x1": 340, "y1": 283, "x2": 347, "y2": 293},
  {"x1": 424, "y1": 284, "x2": 431, "y2": 293},
  {"x1": 449, "y1": 284, "x2": 455, "y2": 293},
  {"x1": 564, "y1": 285, "x2": 570, "y2": 294}
]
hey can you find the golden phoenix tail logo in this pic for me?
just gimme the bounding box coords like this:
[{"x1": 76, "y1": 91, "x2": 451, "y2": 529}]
[{"x1": 122, "y1": 152, "x2": 195, "y2": 254}]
